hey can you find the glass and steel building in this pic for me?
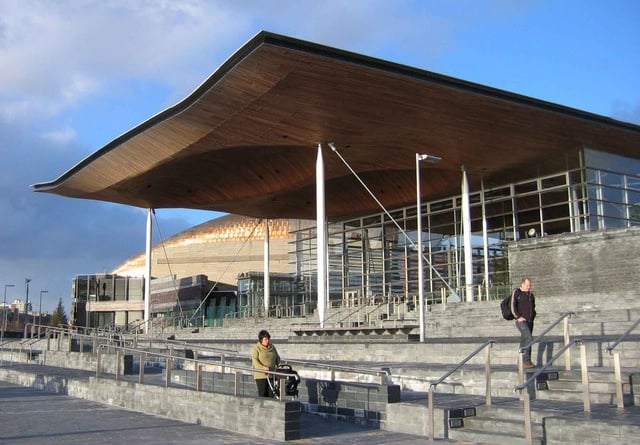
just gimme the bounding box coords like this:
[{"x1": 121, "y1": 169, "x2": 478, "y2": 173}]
[{"x1": 291, "y1": 147, "x2": 640, "y2": 306}]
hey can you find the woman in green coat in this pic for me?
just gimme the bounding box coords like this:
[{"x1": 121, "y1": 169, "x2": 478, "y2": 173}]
[{"x1": 251, "y1": 330, "x2": 280, "y2": 397}]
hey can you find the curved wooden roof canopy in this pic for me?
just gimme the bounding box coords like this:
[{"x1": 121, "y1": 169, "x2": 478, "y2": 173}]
[{"x1": 33, "y1": 31, "x2": 640, "y2": 221}]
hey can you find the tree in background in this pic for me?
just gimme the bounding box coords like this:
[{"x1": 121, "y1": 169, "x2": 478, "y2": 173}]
[{"x1": 50, "y1": 298, "x2": 68, "y2": 327}]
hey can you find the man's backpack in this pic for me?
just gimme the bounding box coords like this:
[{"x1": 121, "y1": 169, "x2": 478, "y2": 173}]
[{"x1": 500, "y1": 291, "x2": 516, "y2": 320}]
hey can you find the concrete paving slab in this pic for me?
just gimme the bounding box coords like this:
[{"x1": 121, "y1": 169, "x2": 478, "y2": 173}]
[{"x1": 0, "y1": 380, "x2": 475, "y2": 444}]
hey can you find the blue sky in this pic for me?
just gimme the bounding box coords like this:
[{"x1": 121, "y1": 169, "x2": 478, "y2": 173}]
[{"x1": 0, "y1": 0, "x2": 638, "y2": 312}]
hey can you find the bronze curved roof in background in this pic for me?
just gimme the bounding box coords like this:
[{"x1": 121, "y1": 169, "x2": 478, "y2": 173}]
[{"x1": 33, "y1": 31, "x2": 640, "y2": 221}]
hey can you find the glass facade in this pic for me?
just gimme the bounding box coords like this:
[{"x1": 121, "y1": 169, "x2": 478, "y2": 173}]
[
  {"x1": 290, "y1": 148, "x2": 640, "y2": 308},
  {"x1": 71, "y1": 274, "x2": 144, "y2": 329}
]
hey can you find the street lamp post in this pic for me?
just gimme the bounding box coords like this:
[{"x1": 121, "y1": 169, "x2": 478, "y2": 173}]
[
  {"x1": 1, "y1": 284, "x2": 15, "y2": 348},
  {"x1": 416, "y1": 153, "x2": 442, "y2": 343},
  {"x1": 39, "y1": 290, "x2": 48, "y2": 327}
]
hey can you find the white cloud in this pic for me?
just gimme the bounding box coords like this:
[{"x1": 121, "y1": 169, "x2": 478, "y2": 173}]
[{"x1": 42, "y1": 126, "x2": 77, "y2": 146}]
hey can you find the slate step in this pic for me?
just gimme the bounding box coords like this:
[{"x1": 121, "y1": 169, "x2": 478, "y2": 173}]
[
  {"x1": 459, "y1": 415, "x2": 544, "y2": 436},
  {"x1": 448, "y1": 428, "x2": 543, "y2": 445},
  {"x1": 535, "y1": 387, "x2": 634, "y2": 406}
]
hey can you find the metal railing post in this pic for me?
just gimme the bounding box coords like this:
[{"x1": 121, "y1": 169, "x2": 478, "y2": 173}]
[
  {"x1": 563, "y1": 317, "x2": 571, "y2": 370},
  {"x1": 115, "y1": 350, "x2": 121, "y2": 380},
  {"x1": 517, "y1": 352, "x2": 524, "y2": 399},
  {"x1": 612, "y1": 352, "x2": 624, "y2": 409},
  {"x1": 579, "y1": 343, "x2": 591, "y2": 412},
  {"x1": 234, "y1": 371, "x2": 241, "y2": 396},
  {"x1": 485, "y1": 342, "x2": 492, "y2": 405},
  {"x1": 523, "y1": 386, "x2": 533, "y2": 445},
  {"x1": 139, "y1": 353, "x2": 145, "y2": 384},
  {"x1": 96, "y1": 348, "x2": 101, "y2": 378},
  {"x1": 165, "y1": 357, "x2": 172, "y2": 388},
  {"x1": 279, "y1": 377, "x2": 286, "y2": 401},
  {"x1": 428, "y1": 384, "x2": 435, "y2": 444},
  {"x1": 196, "y1": 363, "x2": 202, "y2": 392}
]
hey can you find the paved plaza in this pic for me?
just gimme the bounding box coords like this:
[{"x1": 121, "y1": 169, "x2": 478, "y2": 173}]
[{"x1": 0, "y1": 381, "x2": 473, "y2": 445}]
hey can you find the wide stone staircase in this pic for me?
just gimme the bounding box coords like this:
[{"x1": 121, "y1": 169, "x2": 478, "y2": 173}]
[
  {"x1": 157, "y1": 289, "x2": 640, "y2": 443},
  {"x1": 3, "y1": 288, "x2": 639, "y2": 444}
]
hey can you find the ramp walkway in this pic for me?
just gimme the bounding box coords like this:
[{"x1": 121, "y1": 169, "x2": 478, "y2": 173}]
[{"x1": 0, "y1": 362, "x2": 463, "y2": 445}]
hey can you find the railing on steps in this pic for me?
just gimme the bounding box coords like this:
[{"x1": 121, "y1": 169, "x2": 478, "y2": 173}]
[
  {"x1": 518, "y1": 311, "x2": 575, "y2": 376},
  {"x1": 427, "y1": 340, "x2": 496, "y2": 444},
  {"x1": 514, "y1": 320, "x2": 640, "y2": 445},
  {"x1": 605, "y1": 317, "x2": 640, "y2": 409},
  {"x1": 381, "y1": 339, "x2": 496, "y2": 443},
  {"x1": 514, "y1": 338, "x2": 590, "y2": 445}
]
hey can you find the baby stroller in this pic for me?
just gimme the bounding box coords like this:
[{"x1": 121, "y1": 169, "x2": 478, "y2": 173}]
[{"x1": 268, "y1": 364, "x2": 300, "y2": 400}]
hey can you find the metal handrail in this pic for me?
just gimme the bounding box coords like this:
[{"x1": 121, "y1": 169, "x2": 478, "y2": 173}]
[
  {"x1": 603, "y1": 317, "x2": 640, "y2": 409},
  {"x1": 161, "y1": 339, "x2": 238, "y2": 356},
  {"x1": 426, "y1": 340, "x2": 495, "y2": 442},
  {"x1": 513, "y1": 338, "x2": 581, "y2": 394},
  {"x1": 604, "y1": 317, "x2": 640, "y2": 353},
  {"x1": 95, "y1": 343, "x2": 298, "y2": 400},
  {"x1": 330, "y1": 297, "x2": 390, "y2": 327},
  {"x1": 517, "y1": 311, "x2": 575, "y2": 376},
  {"x1": 283, "y1": 358, "x2": 389, "y2": 385},
  {"x1": 519, "y1": 311, "x2": 575, "y2": 353},
  {"x1": 429, "y1": 340, "x2": 495, "y2": 389},
  {"x1": 514, "y1": 338, "x2": 590, "y2": 445}
]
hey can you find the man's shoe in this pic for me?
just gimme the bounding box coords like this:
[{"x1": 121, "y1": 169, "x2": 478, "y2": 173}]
[{"x1": 523, "y1": 361, "x2": 535, "y2": 369}]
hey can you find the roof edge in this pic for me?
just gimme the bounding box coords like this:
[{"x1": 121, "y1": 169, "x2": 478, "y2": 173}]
[{"x1": 33, "y1": 30, "x2": 640, "y2": 192}]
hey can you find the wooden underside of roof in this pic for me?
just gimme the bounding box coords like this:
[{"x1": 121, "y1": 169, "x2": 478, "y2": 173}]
[{"x1": 33, "y1": 31, "x2": 640, "y2": 220}]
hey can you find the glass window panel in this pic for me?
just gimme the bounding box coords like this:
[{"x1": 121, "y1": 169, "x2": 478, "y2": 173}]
[
  {"x1": 516, "y1": 209, "x2": 540, "y2": 225},
  {"x1": 584, "y1": 148, "x2": 640, "y2": 177},
  {"x1": 602, "y1": 201, "x2": 626, "y2": 220},
  {"x1": 431, "y1": 199, "x2": 453, "y2": 212},
  {"x1": 628, "y1": 190, "x2": 640, "y2": 206},
  {"x1": 542, "y1": 203, "x2": 570, "y2": 222},
  {"x1": 600, "y1": 185, "x2": 625, "y2": 204},
  {"x1": 363, "y1": 215, "x2": 380, "y2": 226},
  {"x1": 516, "y1": 195, "x2": 540, "y2": 212},
  {"x1": 541, "y1": 189, "x2": 568, "y2": 207},
  {"x1": 600, "y1": 172, "x2": 624, "y2": 188},
  {"x1": 541, "y1": 175, "x2": 567, "y2": 189},
  {"x1": 485, "y1": 186, "x2": 511, "y2": 201},
  {"x1": 586, "y1": 169, "x2": 600, "y2": 185},
  {"x1": 602, "y1": 216, "x2": 626, "y2": 229},
  {"x1": 569, "y1": 170, "x2": 584, "y2": 187},
  {"x1": 628, "y1": 176, "x2": 640, "y2": 191},
  {"x1": 630, "y1": 204, "x2": 640, "y2": 225},
  {"x1": 515, "y1": 181, "x2": 538, "y2": 194}
]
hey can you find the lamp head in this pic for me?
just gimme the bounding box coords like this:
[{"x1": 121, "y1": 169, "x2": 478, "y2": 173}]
[{"x1": 417, "y1": 153, "x2": 442, "y2": 163}]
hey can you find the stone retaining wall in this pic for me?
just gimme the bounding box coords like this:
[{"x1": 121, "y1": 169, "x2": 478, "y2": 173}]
[
  {"x1": 509, "y1": 226, "x2": 640, "y2": 297},
  {"x1": 0, "y1": 367, "x2": 301, "y2": 441}
]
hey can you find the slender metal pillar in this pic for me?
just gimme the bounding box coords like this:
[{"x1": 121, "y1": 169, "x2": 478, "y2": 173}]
[
  {"x1": 144, "y1": 209, "x2": 152, "y2": 333},
  {"x1": 481, "y1": 179, "x2": 490, "y2": 300},
  {"x1": 416, "y1": 154, "x2": 425, "y2": 342},
  {"x1": 416, "y1": 154, "x2": 441, "y2": 342},
  {"x1": 263, "y1": 219, "x2": 270, "y2": 314},
  {"x1": 316, "y1": 144, "x2": 327, "y2": 328},
  {"x1": 461, "y1": 167, "x2": 473, "y2": 301}
]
